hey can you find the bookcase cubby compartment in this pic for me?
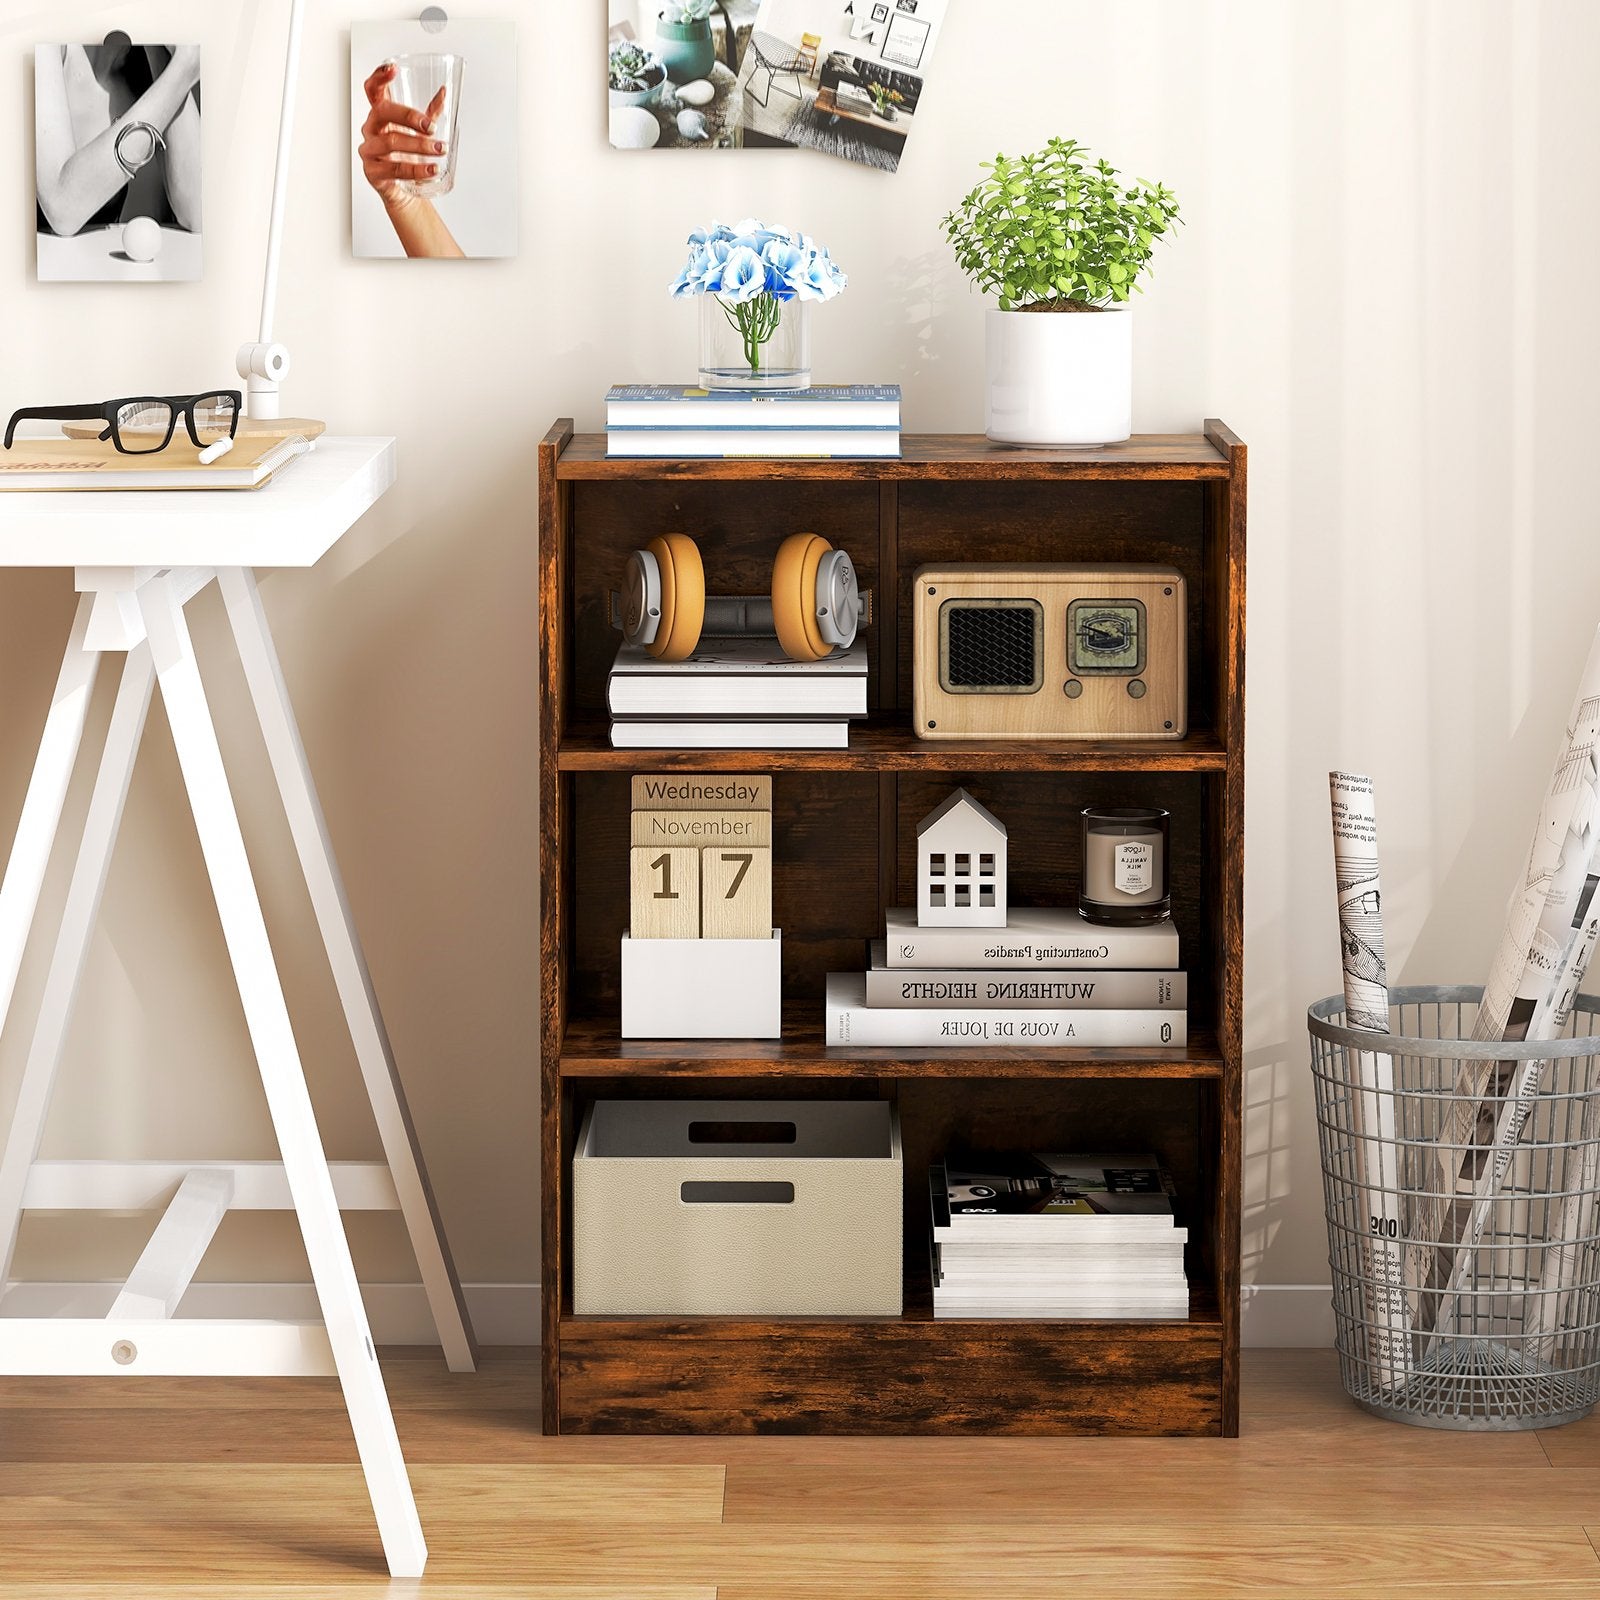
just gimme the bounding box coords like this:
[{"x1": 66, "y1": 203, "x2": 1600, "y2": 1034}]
[{"x1": 540, "y1": 424, "x2": 1246, "y2": 1436}]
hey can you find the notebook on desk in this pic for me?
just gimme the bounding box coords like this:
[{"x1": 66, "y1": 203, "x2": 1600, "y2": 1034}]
[{"x1": 0, "y1": 433, "x2": 312, "y2": 492}]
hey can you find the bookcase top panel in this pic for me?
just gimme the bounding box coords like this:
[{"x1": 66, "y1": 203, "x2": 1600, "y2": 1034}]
[{"x1": 551, "y1": 429, "x2": 1235, "y2": 482}]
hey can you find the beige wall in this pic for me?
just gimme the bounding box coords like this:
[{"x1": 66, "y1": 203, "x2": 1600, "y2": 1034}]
[{"x1": 3, "y1": 1, "x2": 1599, "y2": 1324}]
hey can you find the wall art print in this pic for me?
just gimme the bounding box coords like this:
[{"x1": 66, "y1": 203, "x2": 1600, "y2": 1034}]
[
  {"x1": 351, "y1": 17, "x2": 518, "y2": 259},
  {"x1": 35, "y1": 40, "x2": 202, "y2": 282}
]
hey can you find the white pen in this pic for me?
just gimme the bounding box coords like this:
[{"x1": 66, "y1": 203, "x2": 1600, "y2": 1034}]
[{"x1": 198, "y1": 436, "x2": 235, "y2": 465}]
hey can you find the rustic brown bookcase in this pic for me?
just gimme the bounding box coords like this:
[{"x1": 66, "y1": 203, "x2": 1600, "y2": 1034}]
[{"x1": 537, "y1": 419, "x2": 1246, "y2": 1436}]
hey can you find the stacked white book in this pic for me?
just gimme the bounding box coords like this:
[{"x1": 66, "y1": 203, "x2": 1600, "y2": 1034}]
[
  {"x1": 608, "y1": 637, "x2": 868, "y2": 749},
  {"x1": 932, "y1": 1153, "x2": 1190, "y2": 1319},
  {"x1": 824, "y1": 908, "x2": 1186, "y2": 1047},
  {"x1": 605, "y1": 384, "x2": 901, "y2": 459}
]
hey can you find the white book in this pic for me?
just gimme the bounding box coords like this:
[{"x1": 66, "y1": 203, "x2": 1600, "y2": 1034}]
[
  {"x1": 606, "y1": 427, "x2": 900, "y2": 459},
  {"x1": 935, "y1": 1284, "x2": 1189, "y2": 1303},
  {"x1": 0, "y1": 433, "x2": 311, "y2": 492},
  {"x1": 883, "y1": 908, "x2": 1179, "y2": 971},
  {"x1": 936, "y1": 1238, "x2": 1188, "y2": 1266},
  {"x1": 933, "y1": 1299, "x2": 1190, "y2": 1320},
  {"x1": 610, "y1": 719, "x2": 848, "y2": 750},
  {"x1": 609, "y1": 640, "x2": 868, "y2": 717},
  {"x1": 825, "y1": 974, "x2": 1185, "y2": 1049},
  {"x1": 606, "y1": 384, "x2": 901, "y2": 428},
  {"x1": 866, "y1": 943, "x2": 1184, "y2": 1009}
]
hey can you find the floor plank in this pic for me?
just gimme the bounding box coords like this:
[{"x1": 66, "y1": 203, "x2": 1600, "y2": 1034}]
[
  {"x1": 722, "y1": 1462, "x2": 1600, "y2": 1526},
  {"x1": 1538, "y1": 1411, "x2": 1600, "y2": 1466},
  {"x1": 0, "y1": 1464, "x2": 725, "y2": 1525}
]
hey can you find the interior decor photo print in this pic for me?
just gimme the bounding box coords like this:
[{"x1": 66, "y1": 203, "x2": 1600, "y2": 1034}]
[
  {"x1": 33, "y1": 37, "x2": 201, "y2": 283},
  {"x1": 350, "y1": 17, "x2": 517, "y2": 260}
]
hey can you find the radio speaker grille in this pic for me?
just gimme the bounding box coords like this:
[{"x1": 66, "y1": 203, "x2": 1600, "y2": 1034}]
[{"x1": 942, "y1": 600, "x2": 1042, "y2": 692}]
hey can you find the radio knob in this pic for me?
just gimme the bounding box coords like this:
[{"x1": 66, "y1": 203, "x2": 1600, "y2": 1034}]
[
  {"x1": 1127, "y1": 679, "x2": 1147, "y2": 699},
  {"x1": 1062, "y1": 679, "x2": 1083, "y2": 699}
]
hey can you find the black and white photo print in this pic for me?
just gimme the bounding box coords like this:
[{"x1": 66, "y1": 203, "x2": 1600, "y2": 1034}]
[{"x1": 34, "y1": 39, "x2": 201, "y2": 283}]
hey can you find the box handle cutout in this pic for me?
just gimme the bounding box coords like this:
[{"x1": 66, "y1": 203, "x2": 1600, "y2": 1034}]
[
  {"x1": 681, "y1": 1181, "x2": 795, "y2": 1205},
  {"x1": 687, "y1": 1120, "x2": 797, "y2": 1144}
]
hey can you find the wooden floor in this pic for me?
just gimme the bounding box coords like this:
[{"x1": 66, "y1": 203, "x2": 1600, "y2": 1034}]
[{"x1": 2, "y1": 1348, "x2": 1599, "y2": 1596}]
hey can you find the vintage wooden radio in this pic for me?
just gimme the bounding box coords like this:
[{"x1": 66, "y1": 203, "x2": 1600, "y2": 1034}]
[{"x1": 912, "y1": 564, "x2": 1186, "y2": 740}]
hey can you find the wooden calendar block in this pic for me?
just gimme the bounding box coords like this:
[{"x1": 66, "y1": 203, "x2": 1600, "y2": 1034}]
[
  {"x1": 700, "y1": 845, "x2": 772, "y2": 940},
  {"x1": 632, "y1": 775, "x2": 770, "y2": 811},
  {"x1": 630, "y1": 846, "x2": 700, "y2": 939},
  {"x1": 631, "y1": 809, "x2": 771, "y2": 849}
]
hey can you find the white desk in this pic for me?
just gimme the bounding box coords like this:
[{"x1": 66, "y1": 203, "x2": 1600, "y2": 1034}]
[{"x1": 0, "y1": 438, "x2": 475, "y2": 1578}]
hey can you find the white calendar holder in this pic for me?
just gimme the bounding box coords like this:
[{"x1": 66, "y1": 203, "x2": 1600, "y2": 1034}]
[{"x1": 620, "y1": 931, "x2": 782, "y2": 1039}]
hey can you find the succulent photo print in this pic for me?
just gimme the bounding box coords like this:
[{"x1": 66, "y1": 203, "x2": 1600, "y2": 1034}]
[{"x1": 608, "y1": 0, "x2": 762, "y2": 150}]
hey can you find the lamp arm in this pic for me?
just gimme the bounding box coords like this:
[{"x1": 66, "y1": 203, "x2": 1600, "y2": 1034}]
[{"x1": 237, "y1": 0, "x2": 308, "y2": 420}]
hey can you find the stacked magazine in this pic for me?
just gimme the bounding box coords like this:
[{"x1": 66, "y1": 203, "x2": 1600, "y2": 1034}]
[
  {"x1": 605, "y1": 385, "x2": 901, "y2": 459},
  {"x1": 931, "y1": 1153, "x2": 1190, "y2": 1319},
  {"x1": 608, "y1": 637, "x2": 868, "y2": 749},
  {"x1": 824, "y1": 907, "x2": 1186, "y2": 1047}
]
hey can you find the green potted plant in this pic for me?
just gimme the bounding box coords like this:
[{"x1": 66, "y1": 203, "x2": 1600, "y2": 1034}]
[
  {"x1": 609, "y1": 39, "x2": 667, "y2": 108},
  {"x1": 943, "y1": 137, "x2": 1181, "y2": 445},
  {"x1": 655, "y1": 0, "x2": 718, "y2": 85}
]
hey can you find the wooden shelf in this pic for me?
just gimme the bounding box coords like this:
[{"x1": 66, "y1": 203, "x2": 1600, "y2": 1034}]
[
  {"x1": 559, "y1": 1010, "x2": 1221, "y2": 1079},
  {"x1": 559, "y1": 717, "x2": 1228, "y2": 773},
  {"x1": 554, "y1": 431, "x2": 1231, "y2": 482},
  {"x1": 539, "y1": 417, "x2": 1248, "y2": 1437}
]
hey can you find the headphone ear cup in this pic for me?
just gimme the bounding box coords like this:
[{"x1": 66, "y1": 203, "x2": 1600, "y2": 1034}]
[
  {"x1": 771, "y1": 532, "x2": 834, "y2": 662},
  {"x1": 646, "y1": 533, "x2": 705, "y2": 661}
]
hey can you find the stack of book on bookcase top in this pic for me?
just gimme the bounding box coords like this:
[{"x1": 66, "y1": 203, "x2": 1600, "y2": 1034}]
[
  {"x1": 605, "y1": 384, "x2": 901, "y2": 459},
  {"x1": 931, "y1": 1153, "x2": 1189, "y2": 1319},
  {"x1": 608, "y1": 637, "x2": 867, "y2": 749},
  {"x1": 823, "y1": 907, "x2": 1186, "y2": 1047}
]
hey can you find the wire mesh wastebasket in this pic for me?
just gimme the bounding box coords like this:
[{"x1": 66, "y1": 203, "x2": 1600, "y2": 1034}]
[{"x1": 1308, "y1": 985, "x2": 1600, "y2": 1429}]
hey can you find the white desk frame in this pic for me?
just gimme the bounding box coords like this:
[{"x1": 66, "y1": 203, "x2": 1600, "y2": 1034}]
[{"x1": 0, "y1": 439, "x2": 474, "y2": 1578}]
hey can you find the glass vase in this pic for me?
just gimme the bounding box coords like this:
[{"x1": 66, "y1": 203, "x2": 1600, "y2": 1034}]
[{"x1": 698, "y1": 294, "x2": 811, "y2": 390}]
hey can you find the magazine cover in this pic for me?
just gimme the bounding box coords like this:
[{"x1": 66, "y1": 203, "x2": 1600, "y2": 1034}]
[
  {"x1": 732, "y1": 0, "x2": 948, "y2": 170},
  {"x1": 936, "y1": 1153, "x2": 1176, "y2": 1222}
]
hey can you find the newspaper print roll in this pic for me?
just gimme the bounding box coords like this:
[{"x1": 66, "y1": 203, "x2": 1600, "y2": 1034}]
[
  {"x1": 1329, "y1": 771, "x2": 1412, "y2": 1386},
  {"x1": 1411, "y1": 626, "x2": 1600, "y2": 1336}
]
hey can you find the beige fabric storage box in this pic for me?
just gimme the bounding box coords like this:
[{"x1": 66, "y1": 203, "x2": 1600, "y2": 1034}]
[{"x1": 572, "y1": 1099, "x2": 903, "y2": 1316}]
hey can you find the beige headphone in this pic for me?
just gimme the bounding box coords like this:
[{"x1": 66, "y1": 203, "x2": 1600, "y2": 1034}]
[{"x1": 620, "y1": 532, "x2": 867, "y2": 663}]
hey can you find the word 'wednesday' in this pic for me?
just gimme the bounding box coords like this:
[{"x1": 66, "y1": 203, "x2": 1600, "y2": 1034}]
[{"x1": 631, "y1": 776, "x2": 770, "y2": 811}]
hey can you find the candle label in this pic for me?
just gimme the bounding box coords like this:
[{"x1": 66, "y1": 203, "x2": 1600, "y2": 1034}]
[{"x1": 1115, "y1": 840, "x2": 1155, "y2": 895}]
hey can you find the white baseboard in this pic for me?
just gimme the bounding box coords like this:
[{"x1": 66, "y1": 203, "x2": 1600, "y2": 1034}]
[
  {"x1": 0, "y1": 1282, "x2": 539, "y2": 1347},
  {"x1": 4, "y1": 1279, "x2": 1336, "y2": 1349}
]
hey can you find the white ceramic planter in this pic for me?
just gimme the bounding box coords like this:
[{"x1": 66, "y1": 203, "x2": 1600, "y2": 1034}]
[{"x1": 985, "y1": 304, "x2": 1132, "y2": 446}]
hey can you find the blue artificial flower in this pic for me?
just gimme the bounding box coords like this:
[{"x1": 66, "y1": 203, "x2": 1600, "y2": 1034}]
[
  {"x1": 716, "y1": 244, "x2": 768, "y2": 304},
  {"x1": 668, "y1": 221, "x2": 845, "y2": 301}
]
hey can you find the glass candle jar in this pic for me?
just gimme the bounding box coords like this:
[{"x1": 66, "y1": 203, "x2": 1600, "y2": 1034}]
[{"x1": 1080, "y1": 806, "x2": 1171, "y2": 926}]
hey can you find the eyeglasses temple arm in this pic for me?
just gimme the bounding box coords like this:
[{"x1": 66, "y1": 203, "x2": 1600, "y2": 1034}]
[{"x1": 4, "y1": 405, "x2": 108, "y2": 449}]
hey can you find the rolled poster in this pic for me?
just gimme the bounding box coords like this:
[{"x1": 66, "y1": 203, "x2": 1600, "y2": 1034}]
[{"x1": 1329, "y1": 770, "x2": 1412, "y2": 1384}]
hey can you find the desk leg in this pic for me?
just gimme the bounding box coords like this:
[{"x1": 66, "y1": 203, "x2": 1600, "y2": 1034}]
[
  {"x1": 0, "y1": 594, "x2": 99, "y2": 1047},
  {"x1": 138, "y1": 574, "x2": 427, "y2": 1579},
  {"x1": 0, "y1": 646, "x2": 153, "y2": 1290},
  {"x1": 217, "y1": 567, "x2": 477, "y2": 1373}
]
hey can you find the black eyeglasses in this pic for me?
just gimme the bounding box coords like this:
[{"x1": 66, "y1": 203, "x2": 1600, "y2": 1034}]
[{"x1": 4, "y1": 391, "x2": 243, "y2": 454}]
